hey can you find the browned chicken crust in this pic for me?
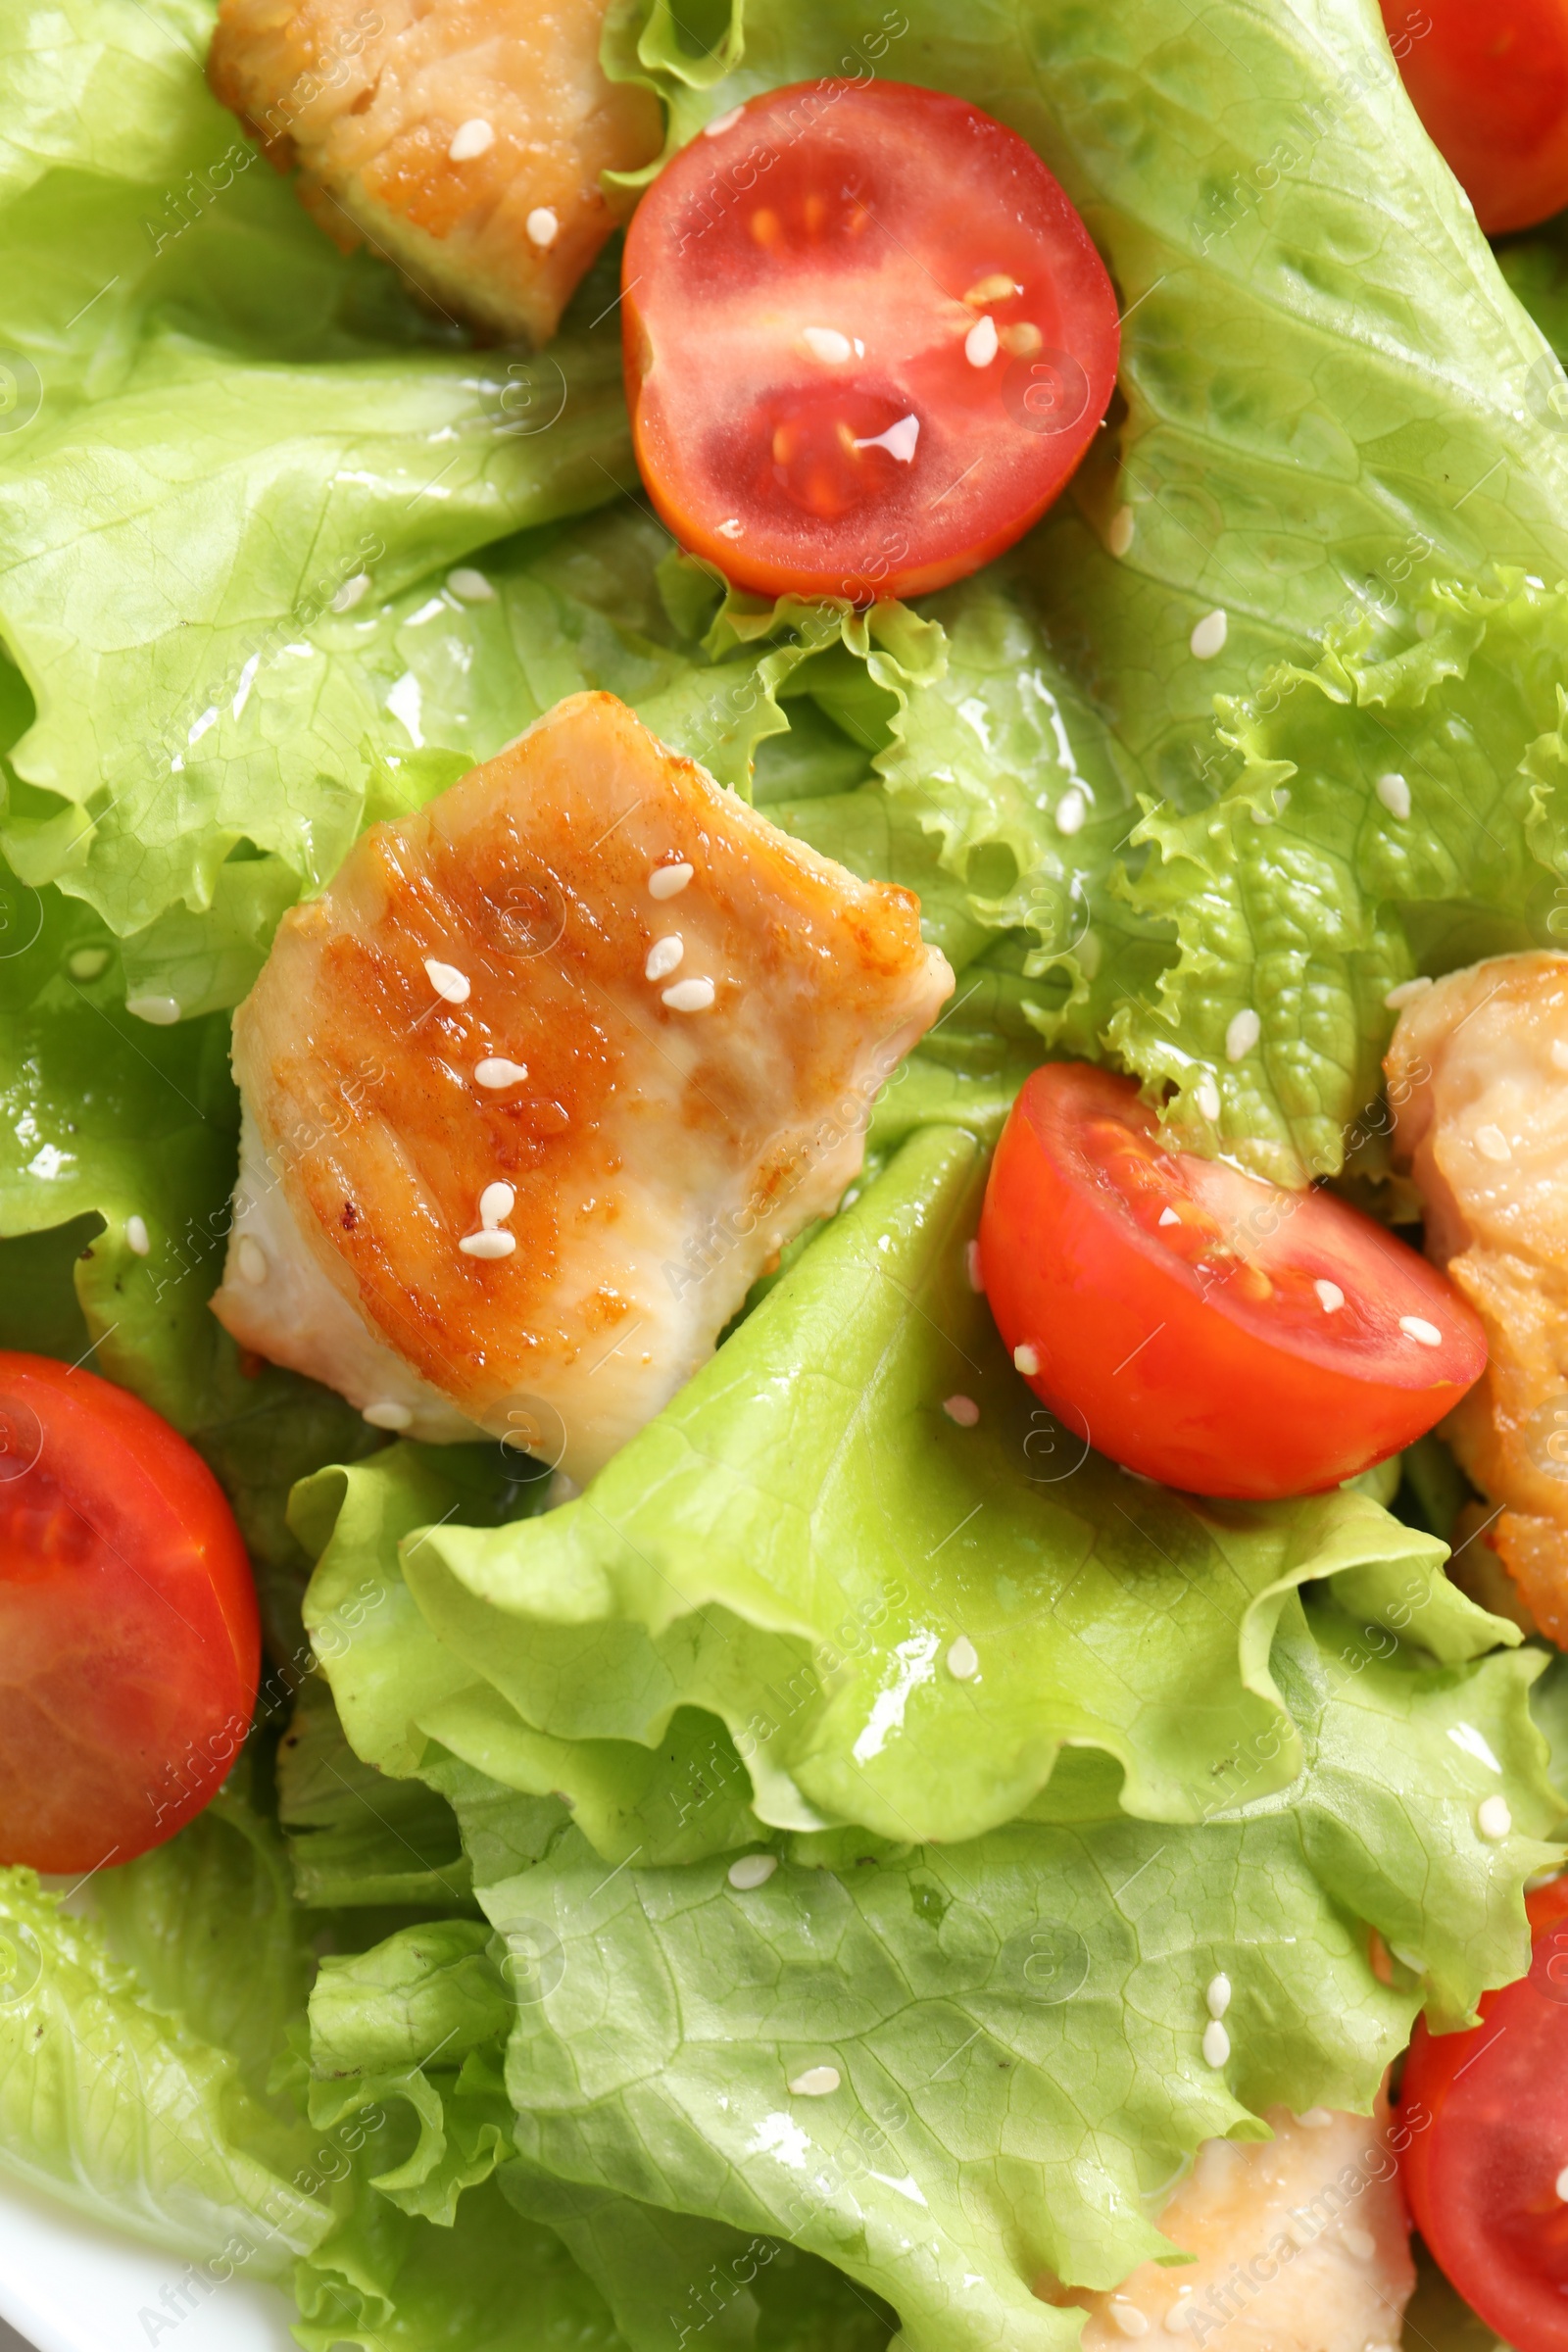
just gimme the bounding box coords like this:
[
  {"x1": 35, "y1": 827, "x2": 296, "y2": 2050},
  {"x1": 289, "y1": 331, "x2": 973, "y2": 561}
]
[
  {"x1": 207, "y1": 0, "x2": 662, "y2": 344},
  {"x1": 1390, "y1": 952, "x2": 1568, "y2": 1642},
  {"x1": 213, "y1": 691, "x2": 953, "y2": 1478}
]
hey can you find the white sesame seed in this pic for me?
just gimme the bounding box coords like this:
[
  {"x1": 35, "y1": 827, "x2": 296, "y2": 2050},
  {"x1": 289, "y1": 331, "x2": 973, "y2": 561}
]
[
  {"x1": 645, "y1": 935, "x2": 685, "y2": 982},
  {"x1": 1225, "y1": 1007, "x2": 1260, "y2": 1061},
  {"x1": 650, "y1": 862, "x2": 694, "y2": 900},
  {"x1": 1108, "y1": 506, "x2": 1135, "y2": 558},
  {"x1": 1297, "y1": 2108, "x2": 1334, "y2": 2128},
  {"x1": 124, "y1": 1214, "x2": 150, "y2": 1257},
  {"x1": 727, "y1": 1852, "x2": 778, "y2": 1889},
  {"x1": 475, "y1": 1057, "x2": 528, "y2": 1088},
  {"x1": 1476, "y1": 1123, "x2": 1512, "y2": 1163},
  {"x1": 1158, "y1": 1205, "x2": 1180, "y2": 1228},
  {"x1": 853, "y1": 414, "x2": 920, "y2": 464},
  {"x1": 946, "y1": 1635, "x2": 980, "y2": 1681},
  {"x1": 448, "y1": 566, "x2": 495, "y2": 603},
  {"x1": 662, "y1": 976, "x2": 715, "y2": 1012},
  {"x1": 1555, "y1": 2164, "x2": 1568, "y2": 2202},
  {"x1": 68, "y1": 947, "x2": 110, "y2": 980},
  {"x1": 1343, "y1": 2227, "x2": 1377, "y2": 2261},
  {"x1": 526, "y1": 206, "x2": 559, "y2": 249},
  {"x1": 787, "y1": 2066, "x2": 840, "y2": 2097},
  {"x1": 1206, "y1": 1972, "x2": 1232, "y2": 2020},
  {"x1": 1201, "y1": 2020, "x2": 1230, "y2": 2068},
  {"x1": 943, "y1": 1396, "x2": 980, "y2": 1427},
  {"x1": 1399, "y1": 1315, "x2": 1443, "y2": 1347},
  {"x1": 965, "y1": 1240, "x2": 985, "y2": 1293},
  {"x1": 802, "y1": 325, "x2": 853, "y2": 364},
  {"x1": 363, "y1": 1399, "x2": 414, "y2": 1430},
  {"x1": 704, "y1": 104, "x2": 746, "y2": 136},
  {"x1": 479, "y1": 1181, "x2": 515, "y2": 1230},
  {"x1": 1055, "y1": 787, "x2": 1087, "y2": 835},
  {"x1": 1190, "y1": 610, "x2": 1228, "y2": 662},
  {"x1": 964, "y1": 315, "x2": 1000, "y2": 368},
  {"x1": 1013, "y1": 1344, "x2": 1040, "y2": 1376},
  {"x1": 460, "y1": 1229, "x2": 515, "y2": 1259},
  {"x1": 423, "y1": 956, "x2": 470, "y2": 1004},
  {"x1": 1196, "y1": 1078, "x2": 1221, "y2": 1122},
  {"x1": 448, "y1": 117, "x2": 495, "y2": 161},
  {"x1": 331, "y1": 572, "x2": 370, "y2": 612},
  {"x1": 1109, "y1": 2305, "x2": 1150, "y2": 2339},
  {"x1": 236, "y1": 1236, "x2": 268, "y2": 1286},
  {"x1": 1477, "y1": 1794, "x2": 1512, "y2": 1841},
  {"x1": 1376, "y1": 772, "x2": 1411, "y2": 820},
  {"x1": 1384, "y1": 976, "x2": 1433, "y2": 1010},
  {"x1": 125, "y1": 994, "x2": 181, "y2": 1025},
  {"x1": 1314, "y1": 1279, "x2": 1345, "y2": 1313}
]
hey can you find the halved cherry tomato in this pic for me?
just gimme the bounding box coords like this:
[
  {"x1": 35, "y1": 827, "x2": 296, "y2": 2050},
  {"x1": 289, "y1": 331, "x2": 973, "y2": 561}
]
[
  {"x1": 0, "y1": 1351, "x2": 260, "y2": 1873},
  {"x1": 1399, "y1": 1877, "x2": 1568, "y2": 2352},
  {"x1": 1382, "y1": 0, "x2": 1568, "y2": 232},
  {"x1": 978, "y1": 1063, "x2": 1486, "y2": 1499},
  {"x1": 622, "y1": 79, "x2": 1120, "y2": 604}
]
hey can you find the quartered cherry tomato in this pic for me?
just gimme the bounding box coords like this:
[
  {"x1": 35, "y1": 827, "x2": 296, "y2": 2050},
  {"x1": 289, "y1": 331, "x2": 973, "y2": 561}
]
[
  {"x1": 1400, "y1": 1876, "x2": 1568, "y2": 2352},
  {"x1": 978, "y1": 1062, "x2": 1487, "y2": 1499},
  {"x1": 622, "y1": 79, "x2": 1120, "y2": 603},
  {"x1": 0, "y1": 1351, "x2": 260, "y2": 1873},
  {"x1": 1383, "y1": 0, "x2": 1568, "y2": 232}
]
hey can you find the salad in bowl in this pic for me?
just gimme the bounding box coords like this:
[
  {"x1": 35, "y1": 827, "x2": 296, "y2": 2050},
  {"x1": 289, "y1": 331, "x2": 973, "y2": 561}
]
[{"x1": 6, "y1": 0, "x2": 1568, "y2": 2347}]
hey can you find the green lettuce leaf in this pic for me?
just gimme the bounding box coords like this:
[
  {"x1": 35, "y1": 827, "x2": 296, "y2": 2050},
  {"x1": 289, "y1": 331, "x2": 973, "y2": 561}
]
[
  {"x1": 1108, "y1": 573, "x2": 1568, "y2": 1183},
  {"x1": 294, "y1": 2171, "x2": 627, "y2": 2352},
  {"x1": 295, "y1": 1124, "x2": 1510, "y2": 1853},
  {"x1": 277, "y1": 1682, "x2": 475, "y2": 1914},
  {"x1": 435, "y1": 1609, "x2": 1553, "y2": 2349},
  {"x1": 94, "y1": 1776, "x2": 311, "y2": 2109},
  {"x1": 0, "y1": 1862, "x2": 327, "y2": 2271}
]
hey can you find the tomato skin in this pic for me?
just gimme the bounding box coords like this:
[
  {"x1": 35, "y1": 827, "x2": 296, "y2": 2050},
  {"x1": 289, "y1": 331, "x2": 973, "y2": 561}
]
[
  {"x1": 0, "y1": 1352, "x2": 260, "y2": 1873},
  {"x1": 1383, "y1": 0, "x2": 1568, "y2": 232},
  {"x1": 978, "y1": 1063, "x2": 1486, "y2": 1500},
  {"x1": 1399, "y1": 1879, "x2": 1568, "y2": 2352},
  {"x1": 622, "y1": 79, "x2": 1120, "y2": 604}
]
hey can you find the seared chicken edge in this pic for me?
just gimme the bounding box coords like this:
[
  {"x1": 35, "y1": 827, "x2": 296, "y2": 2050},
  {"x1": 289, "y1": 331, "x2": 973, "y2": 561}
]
[{"x1": 1390, "y1": 952, "x2": 1568, "y2": 1640}]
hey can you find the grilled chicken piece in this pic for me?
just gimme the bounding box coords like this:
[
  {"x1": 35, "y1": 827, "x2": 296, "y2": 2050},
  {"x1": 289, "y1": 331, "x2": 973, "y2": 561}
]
[
  {"x1": 211, "y1": 691, "x2": 954, "y2": 1481},
  {"x1": 1066, "y1": 2106, "x2": 1413, "y2": 2352},
  {"x1": 1389, "y1": 953, "x2": 1568, "y2": 1641},
  {"x1": 207, "y1": 0, "x2": 662, "y2": 345}
]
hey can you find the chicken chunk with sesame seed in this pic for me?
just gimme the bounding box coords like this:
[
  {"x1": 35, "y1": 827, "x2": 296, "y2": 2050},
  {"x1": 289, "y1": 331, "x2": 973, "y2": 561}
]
[
  {"x1": 1389, "y1": 952, "x2": 1568, "y2": 1641},
  {"x1": 207, "y1": 0, "x2": 662, "y2": 345},
  {"x1": 211, "y1": 690, "x2": 954, "y2": 1480}
]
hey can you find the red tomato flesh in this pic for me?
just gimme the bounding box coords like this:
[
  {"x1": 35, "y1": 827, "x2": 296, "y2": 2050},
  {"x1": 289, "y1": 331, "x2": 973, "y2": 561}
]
[
  {"x1": 1383, "y1": 0, "x2": 1568, "y2": 232},
  {"x1": 1399, "y1": 1878, "x2": 1568, "y2": 2352},
  {"x1": 978, "y1": 1063, "x2": 1487, "y2": 1499},
  {"x1": 0, "y1": 1351, "x2": 260, "y2": 1873},
  {"x1": 622, "y1": 80, "x2": 1120, "y2": 604}
]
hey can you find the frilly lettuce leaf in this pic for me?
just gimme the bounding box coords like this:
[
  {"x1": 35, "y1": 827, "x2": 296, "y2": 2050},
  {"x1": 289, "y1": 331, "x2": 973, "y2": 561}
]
[
  {"x1": 1108, "y1": 572, "x2": 1568, "y2": 1184},
  {"x1": 0, "y1": 1848, "x2": 327, "y2": 2271},
  {"x1": 300, "y1": 1606, "x2": 1552, "y2": 2344},
  {"x1": 301, "y1": 1608, "x2": 1555, "y2": 2340},
  {"x1": 293, "y1": 1122, "x2": 1513, "y2": 1855}
]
